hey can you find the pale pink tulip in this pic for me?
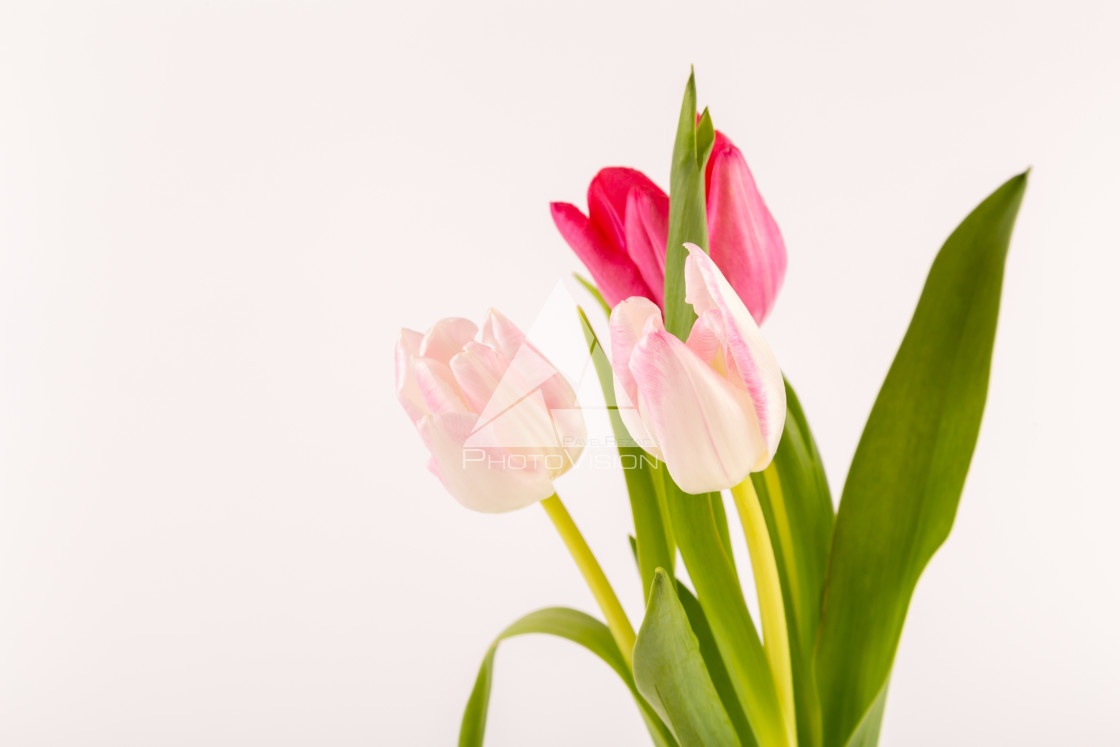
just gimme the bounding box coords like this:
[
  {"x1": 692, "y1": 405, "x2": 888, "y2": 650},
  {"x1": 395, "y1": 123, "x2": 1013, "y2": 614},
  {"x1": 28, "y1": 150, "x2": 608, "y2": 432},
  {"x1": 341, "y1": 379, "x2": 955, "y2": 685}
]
[
  {"x1": 396, "y1": 310, "x2": 585, "y2": 513},
  {"x1": 551, "y1": 130, "x2": 786, "y2": 323},
  {"x1": 610, "y1": 244, "x2": 786, "y2": 493}
]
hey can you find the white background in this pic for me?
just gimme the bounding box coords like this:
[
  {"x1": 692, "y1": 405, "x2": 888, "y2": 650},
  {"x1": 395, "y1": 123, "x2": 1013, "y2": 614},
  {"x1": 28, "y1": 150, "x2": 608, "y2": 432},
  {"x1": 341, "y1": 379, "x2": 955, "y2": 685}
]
[{"x1": 2, "y1": 1, "x2": 1117, "y2": 744}]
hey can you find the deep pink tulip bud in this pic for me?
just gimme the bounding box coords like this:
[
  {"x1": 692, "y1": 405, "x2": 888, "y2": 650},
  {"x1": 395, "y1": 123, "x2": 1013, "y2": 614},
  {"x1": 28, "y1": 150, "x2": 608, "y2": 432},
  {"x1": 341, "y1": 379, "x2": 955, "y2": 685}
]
[
  {"x1": 550, "y1": 168, "x2": 666, "y2": 307},
  {"x1": 552, "y1": 131, "x2": 786, "y2": 323}
]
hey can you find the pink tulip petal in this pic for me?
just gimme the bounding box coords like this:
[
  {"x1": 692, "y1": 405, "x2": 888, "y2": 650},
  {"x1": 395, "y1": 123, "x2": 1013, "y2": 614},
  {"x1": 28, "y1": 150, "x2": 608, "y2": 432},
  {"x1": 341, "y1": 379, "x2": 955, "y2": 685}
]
[
  {"x1": 705, "y1": 131, "x2": 787, "y2": 324},
  {"x1": 412, "y1": 357, "x2": 469, "y2": 415},
  {"x1": 685, "y1": 244, "x2": 786, "y2": 462},
  {"x1": 587, "y1": 174, "x2": 626, "y2": 252},
  {"x1": 684, "y1": 310, "x2": 724, "y2": 369},
  {"x1": 477, "y1": 310, "x2": 586, "y2": 457},
  {"x1": 419, "y1": 318, "x2": 479, "y2": 363},
  {"x1": 587, "y1": 167, "x2": 664, "y2": 246},
  {"x1": 609, "y1": 297, "x2": 664, "y2": 408},
  {"x1": 549, "y1": 405, "x2": 587, "y2": 467},
  {"x1": 448, "y1": 340, "x2": 508, "y2": 413},
  {"x1": 465, "y1": 387, "x2": 563, "y2": 453},
  {"x1": 396, "y1": 329, "x2": 426, "y2": 424},
  {"x1": 473, "y1": 312, "x2": 584, "y2": 456},
  {"x1": 629, "y1": 329, "x2": 766, "y2": 493},
  {"x1": 614, "y1": 381, "x2": 662, "y2": 458},
  {"x1": 624, "y1": 186, "x2": 670, "y2": 307},
  {"x1": 478, "y1": 308, "x2": 524, "y2": 360},
  {"x1": 551, "y1": 202, "x2": 652, "y2": 307},
  {"x1": 418, "y1": 412, "x2": 555, "y2": 513},
  {"x1": 399, "y1": 310, "x2": 588, "y2": 513}
]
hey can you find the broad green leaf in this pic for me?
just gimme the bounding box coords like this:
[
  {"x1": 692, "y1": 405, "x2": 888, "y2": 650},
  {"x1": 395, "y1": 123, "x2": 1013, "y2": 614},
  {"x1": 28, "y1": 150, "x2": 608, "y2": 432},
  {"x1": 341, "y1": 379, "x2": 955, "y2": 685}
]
[
  {"x1": 676, "y1": 580, "x2": 756, "y2": 746},
  {"x1": 627, "y1": 537, "x2": 755, "y2": 746},
  {"x1": 459, "y1": 607, "x2": 675, "y2": 747},
  {"x1": 664, "y1": 480, "x2": 787, "y2": 746},
  {"x1": 843, "y1": 685, "x2": 888, "y2": 747},
  {"x1": 634, "y1": 570, "x2": 739, "y2": 746},
  {"x1": 750, "y1": 379, "x2": 834, "y2": 747},
  {"x1": 664, "y1": 69, "x2": 715, "y2": 341},
  {"x1": 814, "y1": 172, "x2": 1028, "y2": 746},
  {"x1": 579, "y1": 307, "x2": 675, "y2": 595}
]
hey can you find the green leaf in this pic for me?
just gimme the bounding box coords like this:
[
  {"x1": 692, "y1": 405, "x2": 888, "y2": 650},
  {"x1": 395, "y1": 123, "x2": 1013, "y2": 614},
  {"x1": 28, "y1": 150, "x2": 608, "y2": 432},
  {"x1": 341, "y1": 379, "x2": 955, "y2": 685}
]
[
  {"x1": 459, "y1": 607, "x2": 676, "y2": 747},
  {"x1": 634, "y1": 570, "x2": 740, "y2": 746},
  {"x1": 814, "y1": 172, "x2": 1028, "y2": 746},
  {"x1": 664, "y1": 69, "x2": 715, "y2": 341},
  {"x1": 626, "y1": 537, "x2": 755, "y2": 746},
  {"x1": 579, "y1": 307, "x2": 675, "y2": 595},
  {"x1": 843, "y1": 685, "x2": 888, "y2": 747},
  {"x1": 750, "y1": 379, "x2": 834, "y2": 747},
  {"x1": 574, "y1": 272, "x2": 611, "y2": 318},
  {"x1": 708, "y1": 488, "x2": 738, "y2": 584},
  {"x1": 676, "y1": 582, "x2": 757, "y2": 746},
  {"x1": 664, "y1": 480, "x2": 787, "y2": 746}
]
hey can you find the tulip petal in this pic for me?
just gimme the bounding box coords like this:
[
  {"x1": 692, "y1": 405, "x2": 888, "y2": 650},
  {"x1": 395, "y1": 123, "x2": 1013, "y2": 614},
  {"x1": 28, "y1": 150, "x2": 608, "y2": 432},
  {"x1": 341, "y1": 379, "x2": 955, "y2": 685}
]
[
  {"x1": 705, "y1": 130, "x2": 787, "y2": 324},
  {"x1": 400, "y1": 310, "x2": 587, "y2": 514},
  {"x1": 624, "y1": 186, "x2": 670, "y2": 307},
  {"x1": 613, "y1": 378, "x2": 662, "y2": 458},
  {"x1": 412, "y1": 357, "x2": 469, "y2": 416},
  {"x1": 396, "y1": 329, "x2": 426, "y2": 424},
  {"x1": 589, "y1": 167, "x2": 664, "y2": 250},
  {"x1": 478, "y1": 309, "x2": 574, "y2": 414},
  {"x1": 685, "y1": 244, "x2": 786, "y2": 464},
  {"x1": 418, "y1": 412, "x2": 556, "y2": 513},
  {"x1": 478, "y1": 308, "x2": 524, "y2": 360},
  {"x1": 551, "y1": 202, "x2": 652, "y2": 307},
  {"x1": 608, "y1": 297, "x2": 665, "y2": 455},
  {"x1": 466, "y1": 387, "x2": 563, "y2": 452},
  {"x1": 629, "y1": 329, "x2": 767, "y2": 493},
  {"x1": 463, "y1": 351, "x2": 566, "y2": 452},
  {"x1": 684, "y1": 310, "x2": 724, "y2": 370},
  {"x1": 609, "y1": 297, "x2": 664, "y2": 409},
  {"x1": 420, "y1": 318, "x2": 479, "y2": 363},
  {"x1": 474, "y1": 310, "x2": 586, "y2": 461},
  {"x1": 448, "y1": 340, "x2": 508, "y2": 413}
]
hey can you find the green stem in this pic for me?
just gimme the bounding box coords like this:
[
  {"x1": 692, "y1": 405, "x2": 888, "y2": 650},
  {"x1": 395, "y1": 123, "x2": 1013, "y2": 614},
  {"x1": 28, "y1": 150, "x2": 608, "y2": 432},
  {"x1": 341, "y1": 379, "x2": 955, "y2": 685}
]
[
  {"x1": 541, "y1": 494, "x2": 636, "y2": 667},
  {"x1": 732, "y1": 478, "x2": 797, "y2": 746}
]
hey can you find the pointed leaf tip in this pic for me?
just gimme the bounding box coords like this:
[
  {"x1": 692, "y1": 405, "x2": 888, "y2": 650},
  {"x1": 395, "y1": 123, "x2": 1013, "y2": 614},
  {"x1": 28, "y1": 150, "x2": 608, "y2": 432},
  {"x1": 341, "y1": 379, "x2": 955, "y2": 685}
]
[
  {"x1": 814, "y1": 172, "x2": 1028, "y2": 746},
  {"x1": 634, "y1": 569, "x2": 739, "y2": 746}
]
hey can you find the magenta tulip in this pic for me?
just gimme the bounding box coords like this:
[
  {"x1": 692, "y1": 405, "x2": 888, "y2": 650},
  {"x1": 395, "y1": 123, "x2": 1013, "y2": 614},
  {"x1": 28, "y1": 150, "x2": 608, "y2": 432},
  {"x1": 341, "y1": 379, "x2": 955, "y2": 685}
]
[{"x1": 551, "y1": 130, "x2": 786, "y2": 323}]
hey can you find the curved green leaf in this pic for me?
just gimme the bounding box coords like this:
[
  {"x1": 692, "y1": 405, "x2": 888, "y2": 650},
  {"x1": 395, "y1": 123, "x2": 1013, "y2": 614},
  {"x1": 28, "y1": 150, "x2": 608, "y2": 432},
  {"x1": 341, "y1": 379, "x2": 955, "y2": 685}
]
[
  {"x1": 459, "y1": 607, "x2": 675, "y2": 747},
  {"x1": 574, "y1": 273, "x2": 611, "y2": 318},
  {"x1": 627, "y1": 536, "x2": 756, "y2": 746},
  {"x1": 814, "y1": 172, "x2": 1028, "y2": 746},
  {"x1": 634, "y1": 570, "x2": 740, "y2": 746},
  {"x1": 750, "y1": 379, "x2": 834, "y2": 747},
  {"x1": 843, "y1": 685, "x2": 888, "y2": 747},
  {"x1": 676, "y1": 581, "x2": 756, "y2": 746}
]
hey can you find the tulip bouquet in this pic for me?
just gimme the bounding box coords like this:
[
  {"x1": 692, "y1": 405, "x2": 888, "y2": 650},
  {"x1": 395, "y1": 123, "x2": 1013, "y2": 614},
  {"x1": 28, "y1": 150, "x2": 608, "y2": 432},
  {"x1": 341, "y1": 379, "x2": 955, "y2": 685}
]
[{"x1": 396, "y1": 71, "x2": 1025, "y2": 747}]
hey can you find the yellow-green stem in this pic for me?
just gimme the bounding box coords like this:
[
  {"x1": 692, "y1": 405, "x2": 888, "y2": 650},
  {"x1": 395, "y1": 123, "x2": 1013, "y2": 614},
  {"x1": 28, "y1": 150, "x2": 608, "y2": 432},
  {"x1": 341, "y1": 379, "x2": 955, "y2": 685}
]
[
  {"x1": 541, "y1": 494, "x2": 636, "y2": 667},
  {"x1": 731, "y1": 478, "x2": 797, "y2": 747}
]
